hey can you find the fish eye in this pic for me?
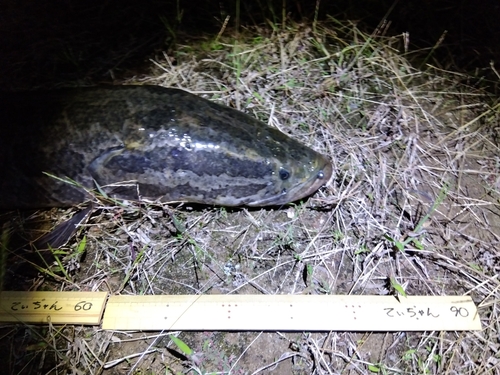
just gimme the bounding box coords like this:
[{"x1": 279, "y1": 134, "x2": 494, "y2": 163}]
[
  {"x1": 279, "y1": 168, "x2": 290, "y2": 180},
  {"x1": 317, "y1": 170, "x2": 324, "y2": 179}
]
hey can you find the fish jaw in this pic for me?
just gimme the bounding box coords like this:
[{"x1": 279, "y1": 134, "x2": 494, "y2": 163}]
[{"x1": 246, "y1": 155, "x2": 333, "y2": 207}]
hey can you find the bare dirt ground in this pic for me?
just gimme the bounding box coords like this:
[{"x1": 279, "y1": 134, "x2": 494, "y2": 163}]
[{"x1": 1, "y1": 21, "x2": 500, "y2": 374}]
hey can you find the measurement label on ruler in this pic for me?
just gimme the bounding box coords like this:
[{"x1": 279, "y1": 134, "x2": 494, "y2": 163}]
[
  {"x1": 0, "y1": 291, "x2": 108, "y2": 325},
  {"x1": 101, "y1": 295, "x2": 481, "y2": 331}
]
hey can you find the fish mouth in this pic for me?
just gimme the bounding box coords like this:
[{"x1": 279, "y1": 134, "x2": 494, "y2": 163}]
[
  {"x1": 248, "y1": 157, "x2": 333, "y2": 207},
  {"x1": 288, "y1": 158, "x2": 333, "y2": 203}
]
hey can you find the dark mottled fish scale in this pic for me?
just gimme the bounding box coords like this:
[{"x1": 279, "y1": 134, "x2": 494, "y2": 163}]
[{"x1": 0, "y1": 86, "x2": 332, "y2": 209}]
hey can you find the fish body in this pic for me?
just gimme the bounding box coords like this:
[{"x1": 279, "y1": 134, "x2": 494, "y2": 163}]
[{"x1": 0, "y1": 86, "x2": 331, "y2": 208}]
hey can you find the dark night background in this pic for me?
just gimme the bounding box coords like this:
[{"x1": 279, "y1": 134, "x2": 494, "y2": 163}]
[{"x1": 1, "y1": 0, "x2": 499, "y2": 90}]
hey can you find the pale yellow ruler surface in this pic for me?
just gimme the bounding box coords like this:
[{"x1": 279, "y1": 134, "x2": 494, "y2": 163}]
[
  {"x1": 102, "y1": 294, "x2": 481, "y2": 331},
  {"x1": 0, "y1": 292, "x2": 481, "y2": 331},
  {"x1": 0, "y1": 291, "x2": 108, "y2": 325}
]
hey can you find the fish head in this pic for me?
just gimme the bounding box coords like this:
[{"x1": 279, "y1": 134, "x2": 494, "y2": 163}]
[
  {"x1": 192, "y1": 119, "x2": 333, "y2": 207},
  {"x1": 242, "y1": 134, "x2": 333, "y2": 207}
]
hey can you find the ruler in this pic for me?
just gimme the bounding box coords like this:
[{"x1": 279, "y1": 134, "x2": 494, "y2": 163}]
[
  {"x1": 0, "y1": 291, "x2": 107, "y2": 325},
  {"x1": 102, "y1": 294, "x2": 481, "y2": 331},
  {"x1": 0, "y1": 292, "x2": 481, "y2": 331}
]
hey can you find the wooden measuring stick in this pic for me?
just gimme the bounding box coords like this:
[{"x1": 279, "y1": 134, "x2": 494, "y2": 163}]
[{"x1": 0, "y1": 292, "x2": 481, "y2": 331}]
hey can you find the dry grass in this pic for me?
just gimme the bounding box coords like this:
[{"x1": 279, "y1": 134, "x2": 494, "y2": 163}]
[{"x1": 2, "y1": 19, "x2": 500, "y2": 375}]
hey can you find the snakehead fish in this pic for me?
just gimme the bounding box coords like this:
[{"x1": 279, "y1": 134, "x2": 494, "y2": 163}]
[{"x1": 0, "y1": 85, "x2": 332, "y2": 209}]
